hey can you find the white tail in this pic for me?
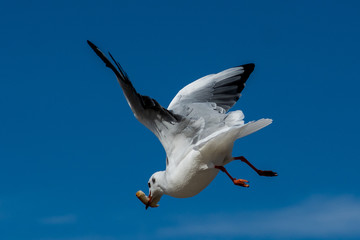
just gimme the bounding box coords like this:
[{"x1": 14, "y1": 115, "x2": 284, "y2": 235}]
[{"x1": 236, "y1": 118, "x2": 272, "y2": 139}]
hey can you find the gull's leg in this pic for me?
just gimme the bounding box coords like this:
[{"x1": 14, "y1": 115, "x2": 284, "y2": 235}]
[
  {"x1": 233, "y1": 156, "x2": 278, "y2": 177},
  {"x1": 215, "y1": 165, "x2": 249, "y2": 187}
]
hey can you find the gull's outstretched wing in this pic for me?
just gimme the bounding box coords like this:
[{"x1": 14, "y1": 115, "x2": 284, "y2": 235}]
[
  {"x1": 168, "y1": 64, "x2": 255, "y2": 112},
  {"x1": 87, "y1": 40, "x2": 180, "y2": 142}
]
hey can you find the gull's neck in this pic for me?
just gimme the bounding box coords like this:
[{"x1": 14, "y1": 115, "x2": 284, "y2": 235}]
[{"x1": 153, "y1": 170, "x2": 168, "y2": 194}]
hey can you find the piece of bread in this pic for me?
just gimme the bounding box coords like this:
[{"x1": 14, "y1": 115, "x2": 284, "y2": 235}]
[{"x1": 136, "y1": 190, "x2": 159, "y2": 208}]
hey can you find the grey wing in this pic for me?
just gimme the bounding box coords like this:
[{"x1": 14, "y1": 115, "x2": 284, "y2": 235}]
[
  {"x1": 168, "y1": 64, "x2": 255, "y2": 112},
  {"x1": 87, "y1": 40, "x2": 180, "y2": 143}
]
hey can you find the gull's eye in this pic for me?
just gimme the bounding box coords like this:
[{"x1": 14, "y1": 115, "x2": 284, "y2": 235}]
[
  {"x1": 148, "y1": 182, "x2": 151, "y2": 188},
  {"x1": 152, "y1": 178, "x2": 156, "y2": 184}
]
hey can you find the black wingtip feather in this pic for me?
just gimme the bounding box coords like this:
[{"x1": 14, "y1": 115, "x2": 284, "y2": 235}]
[
  {"x1": 241, "y1": 63, "x2": 255, "y2": 74},
  {"x1": 87, "y1": 40, "x2": 113, "y2": 68},
  {"x1": 87, "y1": 40, "x2": 96, "y2": 49},
  {"x1": 244, "y1": 63, "x2": 255, "y2": 68},
  {"x1": 87, "y1": 40, "x2": 130, "y2": 84},
  {"x1": 108, "y1": 51, "x2": 130, "y2": 84},
  {"x1": 240, "y1": 63, "x2": 255, "y2": 85},
  {"x1": 234, "y1": 63, "x2": 255, "y2": 95}
]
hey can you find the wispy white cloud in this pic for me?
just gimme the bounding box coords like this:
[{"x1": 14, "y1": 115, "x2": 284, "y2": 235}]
[
  {"x1": 158, "y1": 195, "x2": 360, "y2": 239},
  {"x1": 40, "y1": 214, "x2": 77, "y2": 225}
]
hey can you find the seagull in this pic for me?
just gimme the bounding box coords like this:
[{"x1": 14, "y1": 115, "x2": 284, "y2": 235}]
[{"x1": 87, "y1": 40, "x2": 277, "y2": 209}]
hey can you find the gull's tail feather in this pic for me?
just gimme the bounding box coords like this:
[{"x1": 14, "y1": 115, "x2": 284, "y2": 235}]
[
  {"x1": 236, "y1": 118, "x2": 272, "y2": 139},
  {"x1": 194, "y1": 118, "x2": 272, "y2": 151}
]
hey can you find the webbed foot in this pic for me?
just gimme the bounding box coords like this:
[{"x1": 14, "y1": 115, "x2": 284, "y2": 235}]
[{"x1": 233, "y1": 179, "x2": 249, "y2": 188}]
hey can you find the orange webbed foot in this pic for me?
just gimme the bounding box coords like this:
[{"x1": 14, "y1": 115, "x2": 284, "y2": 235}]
[{"x1": 233, "y1": 179, "x2": 249, "y2": 188}]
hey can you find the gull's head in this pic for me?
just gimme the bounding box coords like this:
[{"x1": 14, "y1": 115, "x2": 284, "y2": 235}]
[{"x1": 146, "y1": 171, "x2": 165, "y2": 210}]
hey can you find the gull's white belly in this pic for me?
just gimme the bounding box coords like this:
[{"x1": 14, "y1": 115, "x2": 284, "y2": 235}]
[
  {"x1": 165, "y1": 140, "x2": 233, "y2": 198},
  {"x1": 166, "y1": 167, "x2": 219, "y2": 198}
]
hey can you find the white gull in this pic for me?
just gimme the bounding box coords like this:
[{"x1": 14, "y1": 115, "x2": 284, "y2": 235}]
[{"x1": 87, "y1": 40, "x2": 277, "y2": 209}]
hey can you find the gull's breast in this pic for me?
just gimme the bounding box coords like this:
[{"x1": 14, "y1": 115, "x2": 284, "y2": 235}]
[
  {"x1": 166, "y1": 166, "x2": 219, "y2": 198},
  {"x1": 165, "y1": 147, "x2": 230, "y2": 198}
]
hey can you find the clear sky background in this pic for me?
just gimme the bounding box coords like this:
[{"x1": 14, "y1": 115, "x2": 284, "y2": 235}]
[{"x1": 1, "y1": 1, "x2": 360, "y2": 240}]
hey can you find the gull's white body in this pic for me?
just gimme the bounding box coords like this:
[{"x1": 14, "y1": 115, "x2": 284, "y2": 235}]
[
  {"x1": 88, "y1": 40, "x2": 272, "y2": 206},
  {"x1": 162, "y1": 116, "x2": 271, "y2": 198}
]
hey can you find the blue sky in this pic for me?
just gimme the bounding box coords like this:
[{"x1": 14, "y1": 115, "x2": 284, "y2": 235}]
[{"x1": 1, "y1": 0, "x2": 360, "y2": 239}]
